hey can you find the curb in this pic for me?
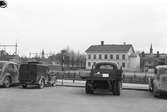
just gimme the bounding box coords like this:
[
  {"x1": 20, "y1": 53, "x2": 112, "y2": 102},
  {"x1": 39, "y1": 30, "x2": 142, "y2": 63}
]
[{"x1": 56, "y1": 84, "x2": 148, "y2": 91}]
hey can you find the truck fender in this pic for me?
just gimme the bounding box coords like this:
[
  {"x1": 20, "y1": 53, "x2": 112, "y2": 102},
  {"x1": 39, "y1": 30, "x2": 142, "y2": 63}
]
[
  {"x1": 86, "y1": 81, "x2": 93, "y2": 88},
  {"x1": 2, "y1": 73, "x2": 12, "y2": 82}
]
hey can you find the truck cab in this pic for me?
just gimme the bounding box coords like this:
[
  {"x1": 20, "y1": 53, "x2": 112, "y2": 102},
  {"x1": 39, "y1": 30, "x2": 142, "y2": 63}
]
[{"x1": 19, "y1": 61, "x2": 56, "y2": 89}]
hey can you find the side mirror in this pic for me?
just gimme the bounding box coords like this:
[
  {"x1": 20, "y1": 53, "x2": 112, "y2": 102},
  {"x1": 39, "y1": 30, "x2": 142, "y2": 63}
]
[
  {"x1": 91, "y1": 64, "x2": 95, "y2": 70},
  {"x1": 0, "y1": 0, "x2": 7, "y2": 8},
  {"x1": 91, "y1": 65, "x2": 94, "y2": 69}
]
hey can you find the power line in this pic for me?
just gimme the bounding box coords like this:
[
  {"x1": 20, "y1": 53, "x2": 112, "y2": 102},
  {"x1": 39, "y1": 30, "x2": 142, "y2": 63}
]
[{"x1": 0, "y1": 42, "x2": 18, "y2": 55}]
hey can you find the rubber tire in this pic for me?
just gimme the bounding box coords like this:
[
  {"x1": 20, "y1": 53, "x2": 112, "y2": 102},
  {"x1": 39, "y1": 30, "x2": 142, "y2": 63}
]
[
  {"x1": 113, "y1": 81, "x2": 120, "y2": 96},
  {"x1": 149, "y1": 85, "x2": 153, "y2": 92},
  {"x1": 52, "y1": 82, "x2": 56, "y2": 87},
  {"x1": 3, "y1": 76, "x2": 11, "y2": 88},
  {"x1": 85, "y1": 81, "x2": 93, "y2": 94},
  {"x1": 38, "y1": 79, "x2": 45, "y2": 89},
  {"x1": 148, "y1": 79, "x2": 153, "y2": 92},
  {"x1": 22, "y1": 85, "x2": 27, "y2": 88}
]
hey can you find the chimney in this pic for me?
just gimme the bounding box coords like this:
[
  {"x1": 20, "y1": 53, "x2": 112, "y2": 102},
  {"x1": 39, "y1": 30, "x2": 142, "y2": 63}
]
[
  {"x1": 101, "y1": 41, "x2": 104, "y2": 46},
  {"x1": 150, "y1": 44, "x2": 153, "y2": 54}
]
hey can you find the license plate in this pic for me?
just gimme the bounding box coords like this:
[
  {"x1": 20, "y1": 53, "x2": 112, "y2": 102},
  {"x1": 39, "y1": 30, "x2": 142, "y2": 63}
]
[{"x1": 102, "y1": 74, "x2": 109, "y2": 77}]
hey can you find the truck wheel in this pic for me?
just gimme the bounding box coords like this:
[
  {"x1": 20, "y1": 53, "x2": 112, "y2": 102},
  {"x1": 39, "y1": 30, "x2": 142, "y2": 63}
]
[
  {"x1": 52, "y1": 81, "x2": 56, "y2": 87},
  {"x1": 149, "y1": 84, "x2": 153, "y2": 92},
  {"x1": 148, "y1": 78, "x2": 153, "y2": 92},
  {"x1": 38, "y1": 79, "x2": 45, "y2": 89},
  {"x1": 85, "y1": 81, "x2": 93, "y2": 94},
  {"x1": 113, "y1": 81, "x2": 120, "y2": 96},
  {"x1": 3, "y1": 76, "x2": 11, "y2": 88},
  {"x1": 22, "y1": 85, "x2": 27, "y2": 88}
]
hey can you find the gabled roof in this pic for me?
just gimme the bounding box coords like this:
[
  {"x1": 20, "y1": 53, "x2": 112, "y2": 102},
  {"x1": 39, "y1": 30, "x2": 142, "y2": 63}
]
[
  {"x1": 86, "y1": 44, "x2": 134, "y2": 53},
  {"x1": 129, "y1": 53, "x2": 137, "y2": 57}
]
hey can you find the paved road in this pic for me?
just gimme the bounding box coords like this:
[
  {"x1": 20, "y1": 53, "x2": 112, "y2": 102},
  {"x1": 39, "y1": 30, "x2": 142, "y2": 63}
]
[{"x1": 0, "y1": 86, "x2": 166, "y2": 112}]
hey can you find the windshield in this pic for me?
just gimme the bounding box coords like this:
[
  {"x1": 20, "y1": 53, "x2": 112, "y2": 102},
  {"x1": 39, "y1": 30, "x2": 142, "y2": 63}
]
[
  {"x1": 94, "y1": 64, "x2": 115, "y2": 72},
  {"x1": 0, "y1": 62, "x2": 5, "y2": 70},
  {"x1": 159, "y1": 69, "x2": 167, "y2": 75},
  {"x1": 99, "y1": 65, "x2": 114, "y2": 70}
]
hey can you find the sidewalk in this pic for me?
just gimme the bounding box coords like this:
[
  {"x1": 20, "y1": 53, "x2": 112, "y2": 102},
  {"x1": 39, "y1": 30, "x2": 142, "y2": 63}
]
[
  {"x1": 56, "y1": 80, "x2": 149, "y2": 91},
  {"x1": 57, "y1": 80, "x2": 85, "y2": 87}
]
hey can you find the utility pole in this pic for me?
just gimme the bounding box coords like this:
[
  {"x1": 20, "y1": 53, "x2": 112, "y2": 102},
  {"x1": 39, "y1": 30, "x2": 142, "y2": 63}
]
[
  {"x1": 15, "y1": 42, "x2": 18, "y2": 55},
  {"x1": 61, "y1": 50, "x2": 66, "y2": 71},
  {"x1": 0, "y1": 42, "x2": 18, "y2": 55}
]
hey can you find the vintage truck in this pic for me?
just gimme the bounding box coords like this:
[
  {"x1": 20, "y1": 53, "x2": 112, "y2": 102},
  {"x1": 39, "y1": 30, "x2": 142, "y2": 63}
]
[
  {"x1": 148, "y1": 65, "x2": 167, "y2": 97},
  {"x1": 84, "y1": 62, "x2": 122, "y2": 95},
  {"x1": 19, "y1": 61, "x2": 56, "y2": 89},
  {"x1": 0, "y1": 61, "x2": 19, "y2": 88}
]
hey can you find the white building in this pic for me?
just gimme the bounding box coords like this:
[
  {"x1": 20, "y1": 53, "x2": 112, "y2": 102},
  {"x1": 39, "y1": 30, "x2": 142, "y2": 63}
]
[{"x1": 85, "y1": 41, "x2": 140, "y2": 71}]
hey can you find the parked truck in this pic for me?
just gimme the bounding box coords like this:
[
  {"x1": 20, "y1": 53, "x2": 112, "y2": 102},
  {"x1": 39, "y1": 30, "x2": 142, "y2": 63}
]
[
  {"x1": 19, "y1": 61, "x2": 56, "y2": 89},
  {"x1": 85, "y1": 62, "x2": 122, "y2": 95}
]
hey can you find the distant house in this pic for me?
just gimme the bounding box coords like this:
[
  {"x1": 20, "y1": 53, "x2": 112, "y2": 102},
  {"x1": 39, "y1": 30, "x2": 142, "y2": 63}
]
[
  {"x1": 140, "y1": 44, "x2": 167, "y2": 72},
  {"x1": 85, "y1": 41, "x2": 140, "y2": 71}
]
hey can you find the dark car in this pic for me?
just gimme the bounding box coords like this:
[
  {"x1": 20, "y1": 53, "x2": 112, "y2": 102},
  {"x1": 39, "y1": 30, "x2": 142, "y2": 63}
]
[
  {"x1": 0, "y1": 61, "x2": 19, "y2": 88},
  {"x1": 85, "y1": 62, "x2": 122, "y2": 95},
  {"x1": 19, "y1": 61, "x2": 56, "y2": 89},
  {"x1": 148, "y1": 65, "x2": 167, "y2": 97}
]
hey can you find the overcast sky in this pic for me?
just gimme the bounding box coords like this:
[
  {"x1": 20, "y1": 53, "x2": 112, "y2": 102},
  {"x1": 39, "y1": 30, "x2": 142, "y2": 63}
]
[{"x1": 1, "y1": 0, "x2": 167, "y2": 56}]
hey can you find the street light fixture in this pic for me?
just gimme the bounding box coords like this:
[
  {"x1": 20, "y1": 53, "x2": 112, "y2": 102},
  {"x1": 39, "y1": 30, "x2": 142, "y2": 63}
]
[{"x1": 0, "y1": 0, "x2": 7, "y2": 8}]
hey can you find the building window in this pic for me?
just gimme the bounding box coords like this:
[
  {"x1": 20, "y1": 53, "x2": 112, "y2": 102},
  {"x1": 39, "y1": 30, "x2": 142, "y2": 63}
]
[
  {"x1": 105, "y1": 54, "x2": 108, "y2": 59},
  {"x1": 122, "y1": 55, "x2": 125, "y2": 60},
  {"x1": 99, "y1": 54, "x2": 102, "y2": 59},
  {"x1": 116, "y1": 55, "x2": 119, "y2": 60},
  {"x1": 93, "y1": 62, "x2": 96, "y2": 66},
  {"x1": 122, "y1": 62, "x2": 125, "y2": 68},
  {"x1": 88, "y1": 55, "x2": 91, "y2": 59},
  {"x1": 88, "y1": 62, "x2": 91, "y2": 67},
  {"x1": 110, "y1": 54, "x2": 113, "y2": 59},
  {"x1": 93, "y1": 54, "x2": 96, "y2": 59}
]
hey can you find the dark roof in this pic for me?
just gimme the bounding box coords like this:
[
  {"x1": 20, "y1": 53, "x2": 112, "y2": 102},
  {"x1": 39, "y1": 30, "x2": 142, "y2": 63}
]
[{"x1": 86, "y1": 44, "x2": 133, "y2": 53}]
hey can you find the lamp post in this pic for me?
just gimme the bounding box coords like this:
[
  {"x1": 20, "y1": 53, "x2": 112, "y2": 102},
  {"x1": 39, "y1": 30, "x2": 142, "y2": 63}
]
[
  {"x1": 0, "y1": 0, "x2": 7, "y2": 8},
  {"x1": 61, "y1": 50, "x2": 66, "y2": 71}
]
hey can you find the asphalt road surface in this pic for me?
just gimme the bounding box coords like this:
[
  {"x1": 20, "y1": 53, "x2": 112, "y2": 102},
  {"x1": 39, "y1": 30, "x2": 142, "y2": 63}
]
[{"x1": 0, "y1": 86, "x2": 166, "y2": 112}]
